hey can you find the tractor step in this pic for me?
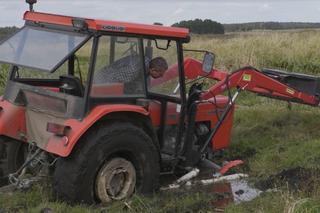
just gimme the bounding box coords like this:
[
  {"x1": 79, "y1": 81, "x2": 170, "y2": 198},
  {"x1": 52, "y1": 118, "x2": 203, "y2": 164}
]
[{"x1": 262, "y1": 68, "x2": 320, "y2": 96}]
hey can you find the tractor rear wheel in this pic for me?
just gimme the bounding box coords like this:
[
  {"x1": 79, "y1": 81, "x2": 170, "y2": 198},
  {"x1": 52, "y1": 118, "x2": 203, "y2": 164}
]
[
  {"x1": 53, "y1": 122, "x2": 160, "y2": 204},
  {"x1": 0, "y1": 138, "x2": 28, "y2": 186}
]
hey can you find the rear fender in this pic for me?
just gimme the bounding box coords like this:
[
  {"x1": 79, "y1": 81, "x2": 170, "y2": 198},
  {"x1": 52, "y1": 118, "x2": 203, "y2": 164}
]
[
  {"x1": 0, "y1": 99, "x2": 27, "y2": 142},
  {"x1": 46, "y1": 104, "x2": 149, "y2": 157}
]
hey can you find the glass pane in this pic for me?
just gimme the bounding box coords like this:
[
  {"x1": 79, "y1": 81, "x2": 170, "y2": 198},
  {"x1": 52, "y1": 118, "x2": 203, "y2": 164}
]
[
  {"x1": 0, "y1": 26, "x2": 88, "y2": 71},
  {"x1": 92, "y1": 36, "x2": 145, "y2": 97},
  {"x1": 8, "y1": 38, "x2": 93, "y2": 101},
  {"x1": 16, "y1": 38, "x2": 93, "y2": 84},
  {"x1": 144, "y1": 39, "x2": 180, "y2": 97}
]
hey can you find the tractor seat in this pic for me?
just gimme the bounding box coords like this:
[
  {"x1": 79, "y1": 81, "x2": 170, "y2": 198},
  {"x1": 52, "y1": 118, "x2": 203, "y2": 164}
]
[{"x1": 59, "y1": 75, "x2": 84, "y2": 97}]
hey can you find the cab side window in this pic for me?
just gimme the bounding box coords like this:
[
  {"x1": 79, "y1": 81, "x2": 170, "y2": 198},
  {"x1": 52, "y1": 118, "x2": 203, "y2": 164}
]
[
  {"x1": 144, "y1": 39, "x2": 180, "y2": 97},
  {"x1": 92, "y1": 36, "x2": 145, "y2": 97}
]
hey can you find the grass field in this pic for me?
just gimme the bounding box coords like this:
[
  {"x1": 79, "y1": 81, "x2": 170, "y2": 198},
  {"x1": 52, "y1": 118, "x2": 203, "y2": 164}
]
[{"x1": 1, "y1": 29, "x2": 320, "y2": 212}]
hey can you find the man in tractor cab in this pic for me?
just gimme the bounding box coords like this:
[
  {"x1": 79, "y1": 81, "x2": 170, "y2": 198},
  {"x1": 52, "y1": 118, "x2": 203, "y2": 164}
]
[
  {"x1": 147, "y1": 56, "x2": 168, "y2": 79},
  {"x1": 93, "y1": 54, "x2": 168, "y2": 92}
]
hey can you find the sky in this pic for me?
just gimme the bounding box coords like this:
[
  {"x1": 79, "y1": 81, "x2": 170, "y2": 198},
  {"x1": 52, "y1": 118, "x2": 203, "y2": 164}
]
[{"x1": 0, "y1": 0, "x2": 319, "y2": 27}]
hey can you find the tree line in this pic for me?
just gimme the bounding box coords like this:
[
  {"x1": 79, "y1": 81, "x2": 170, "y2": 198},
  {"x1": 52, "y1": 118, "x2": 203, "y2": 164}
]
[
  {"x1": 224, "y1": 22, "x2": 320, "y2": 32},
  {"x1": 172, "y1": 20, "x2": 320, "y2": 34},
  {"x1": 0, "y1": 27, "x2": 19, "y2": 41},
  {"x1": 172, "y1": 19, "x2": 225, "y2": 34}
]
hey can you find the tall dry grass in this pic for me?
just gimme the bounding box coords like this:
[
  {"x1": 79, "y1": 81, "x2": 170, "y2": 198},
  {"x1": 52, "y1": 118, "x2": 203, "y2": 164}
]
[{"x1": 184, "y1": 29, "x2": 320, "y2": 74}]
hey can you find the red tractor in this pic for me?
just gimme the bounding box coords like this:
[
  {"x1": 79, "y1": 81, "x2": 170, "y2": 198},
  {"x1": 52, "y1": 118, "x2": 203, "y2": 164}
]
[{"x1": 0, "y1": 1, "x2": 319, "y2": 204}]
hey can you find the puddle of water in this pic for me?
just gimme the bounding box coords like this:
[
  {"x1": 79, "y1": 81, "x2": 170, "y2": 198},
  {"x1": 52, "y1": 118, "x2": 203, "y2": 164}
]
[
  {"x1": 160, "y1": 172, "x2": 263, "y2": 209},
  {"x1": 229, "y1": 179, "x2": 262, "y2": 204}
]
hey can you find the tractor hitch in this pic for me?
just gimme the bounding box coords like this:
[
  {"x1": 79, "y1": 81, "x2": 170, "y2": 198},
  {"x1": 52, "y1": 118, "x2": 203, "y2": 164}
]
[{"x1": 0, "y1": 145, "x2": 56, "y2": 192}]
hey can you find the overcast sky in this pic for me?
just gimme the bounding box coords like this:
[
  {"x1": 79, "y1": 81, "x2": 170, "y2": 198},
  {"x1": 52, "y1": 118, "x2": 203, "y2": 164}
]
[{"x1": 0, "y1": 0, "x2": 320, "y2": 27}]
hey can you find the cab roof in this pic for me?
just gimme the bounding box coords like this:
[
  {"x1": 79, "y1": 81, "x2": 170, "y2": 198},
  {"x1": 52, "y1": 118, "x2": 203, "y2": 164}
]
[{"x1": 24, "y1": 11, "x2": 190, "y2": 39}]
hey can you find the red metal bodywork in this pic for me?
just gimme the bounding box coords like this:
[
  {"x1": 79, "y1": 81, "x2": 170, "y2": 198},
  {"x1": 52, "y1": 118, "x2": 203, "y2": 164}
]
[
  {"x1": 0, "y1": 98, "x2": 151, "y2": 157},
  {"x1": 201, "y1": 67, "x2": 319, "y2": 105},
  {"x1": 46, "y1": 104, "x2": 149, "y2": 157},
  {"x1": 0, "y1": 99, "x2": 27, "y2": 142},
  {"x1": 23, "y1": 11, "x2": 189, "y2": 39},
  {"x1": 219, "y1": 160, "x2": 244, "y2": 175},
  {"x1": 44, "y1": 96, "x2": 234, "y2": 157}
]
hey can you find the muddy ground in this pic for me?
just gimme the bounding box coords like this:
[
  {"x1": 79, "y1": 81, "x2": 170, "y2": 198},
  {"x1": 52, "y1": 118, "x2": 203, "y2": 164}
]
[{"x1": 256, "y1": 167, "x2": 320, "y2": 195}]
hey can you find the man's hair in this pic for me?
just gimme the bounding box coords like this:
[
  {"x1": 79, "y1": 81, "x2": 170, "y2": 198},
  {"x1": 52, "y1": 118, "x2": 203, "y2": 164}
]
[{"x1": 149, "y1": 57, "x2": 168, "y2": 71}]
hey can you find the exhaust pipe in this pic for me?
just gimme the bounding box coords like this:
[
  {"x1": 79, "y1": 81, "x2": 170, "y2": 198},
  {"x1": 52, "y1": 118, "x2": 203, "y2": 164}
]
[{"x1": 26, "y1": 0, "x2": 37, "y2": 12}]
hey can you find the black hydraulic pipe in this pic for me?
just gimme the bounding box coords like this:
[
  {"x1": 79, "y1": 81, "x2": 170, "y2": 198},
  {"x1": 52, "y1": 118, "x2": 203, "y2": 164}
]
[
  {"x1": 200, "y1": 88, "x2": 241, "y2": 154},
  {"x1": 182, "y1": 101, "x2": 199, "y2": 166},
  {"x1": 68, "y1": 55, "x2": 75, "y2": 75},
  {"x1": 174, "y1": 41, "x2": 188, "y2": 158},
  {"x1": 83, "y1": 36, "x2": 99, "y2": 116}
]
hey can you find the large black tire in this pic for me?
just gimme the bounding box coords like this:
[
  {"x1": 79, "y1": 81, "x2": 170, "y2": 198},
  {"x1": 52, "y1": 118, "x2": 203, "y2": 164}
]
[
  {"x1": 53, "y1": 122, "x2": 160, "y2": 204},
  {"x1": 0, "y1": 138, "x2": 28, "y2": 186}
]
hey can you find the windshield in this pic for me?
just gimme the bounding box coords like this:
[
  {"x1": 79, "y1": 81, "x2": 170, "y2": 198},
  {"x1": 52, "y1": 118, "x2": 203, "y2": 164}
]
[{"x1": 0, "y1": 26, "x2": 89, "y2": 72}]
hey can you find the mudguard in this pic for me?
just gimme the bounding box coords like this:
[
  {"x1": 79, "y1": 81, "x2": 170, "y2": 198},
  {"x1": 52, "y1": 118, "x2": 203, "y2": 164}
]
[{"x1": 45, "y1": 104, "x2": 149, "y2": 157}]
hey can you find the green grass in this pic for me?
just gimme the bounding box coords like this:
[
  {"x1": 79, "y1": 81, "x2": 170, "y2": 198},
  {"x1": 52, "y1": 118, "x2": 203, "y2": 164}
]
[
  {"x1": 0, "y1": 185, "x2": 217, "y2": 213},
  {"x1": 1, "y1": 29, "x2": 320, "y2": 212},
  {"x1": 229, "y1": 99, "x2": 320, "y2": 175}
]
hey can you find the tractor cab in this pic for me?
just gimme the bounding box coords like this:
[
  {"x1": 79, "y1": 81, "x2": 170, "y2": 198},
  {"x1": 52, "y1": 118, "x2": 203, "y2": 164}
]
[{"x1": 0, "y1": 11, "x2": 192, "y2": 116}]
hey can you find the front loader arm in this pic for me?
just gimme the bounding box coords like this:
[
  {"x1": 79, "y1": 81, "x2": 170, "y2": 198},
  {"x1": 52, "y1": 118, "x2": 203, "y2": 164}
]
[
  {"x1": 178, "y1": 58, "x2": 320, "y2": 168},
  {"x1": 152, "y1": 57, "x2": 319, "y2": 105},
  {"x1": 201, "y1": 66, "x2": 320, "y2": 106},
  {"x1": 190, "y1": 65, "x2": 320, "y2": 160}
]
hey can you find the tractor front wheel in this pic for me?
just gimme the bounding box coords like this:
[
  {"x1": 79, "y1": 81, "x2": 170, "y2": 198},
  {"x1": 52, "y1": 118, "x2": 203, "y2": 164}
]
[{"x1": 53, "y1": 122, "x2": 160, "y2": 204}]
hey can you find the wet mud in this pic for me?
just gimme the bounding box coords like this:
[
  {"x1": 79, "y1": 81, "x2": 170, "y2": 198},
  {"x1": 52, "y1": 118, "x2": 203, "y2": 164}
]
[
  {"x1": 159, "y1": 166, "x2": 320, "y2": 210},
  {"x1": 256, "y1": 167, "x2": 320, "y2": 194}
]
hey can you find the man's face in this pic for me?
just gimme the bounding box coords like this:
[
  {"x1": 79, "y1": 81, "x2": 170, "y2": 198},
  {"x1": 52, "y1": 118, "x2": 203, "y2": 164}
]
[{"x1": 149, "y1": 67, "x2": 165, "y2": 78}]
